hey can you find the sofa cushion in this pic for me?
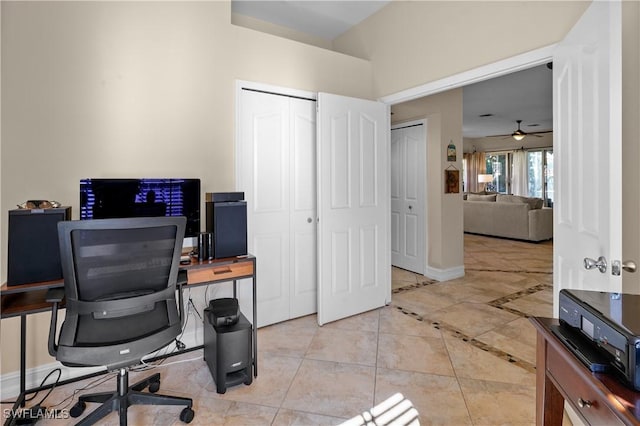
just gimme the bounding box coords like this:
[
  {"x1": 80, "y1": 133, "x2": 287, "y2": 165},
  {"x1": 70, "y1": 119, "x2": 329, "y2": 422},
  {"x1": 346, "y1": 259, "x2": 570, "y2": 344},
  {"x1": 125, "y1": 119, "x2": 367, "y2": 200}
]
[
  {"x1": 467, "y1": 194, "x2": 497, "y2": 202},
  {"x1": 496, "y1": 194, "x2": 543, "y2": 209}
]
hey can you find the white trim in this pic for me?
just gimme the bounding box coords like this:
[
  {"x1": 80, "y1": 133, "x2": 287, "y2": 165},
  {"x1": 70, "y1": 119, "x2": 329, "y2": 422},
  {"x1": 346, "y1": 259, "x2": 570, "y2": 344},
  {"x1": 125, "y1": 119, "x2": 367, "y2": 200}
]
[
  {"x1": 379, "y1": 44, "x2": 556, "y2": 105},
  {"x1": 425, "y1": 265, "x2": 465, "y2": 282},
  {"x1": 0, "y1": 363, "x2": 105, "y2": 402}
]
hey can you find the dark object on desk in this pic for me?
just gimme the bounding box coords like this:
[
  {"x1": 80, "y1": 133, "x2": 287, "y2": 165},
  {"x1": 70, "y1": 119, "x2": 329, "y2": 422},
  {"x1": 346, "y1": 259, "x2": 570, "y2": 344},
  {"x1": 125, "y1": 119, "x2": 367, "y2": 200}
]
[
  {"x1": 7, "y1": 207, "x2": 71, "y2": 286},
  {"x1": 197, "y1": 232, "x2": 213, "y2": 261},
  {"x1": 48, "y1": 216, "x2": 194, "y2": 425},
  {"x1": 204, "y1": 307, "x2": 252, "y2": 394},
  {"x1": 559, "y1": 288, "x2": 640, "y2": 391},
  {"x1": 207, "y1": 298, "x2": 240, "y2": 327},
  {"x1": 206, "y1": 192, "x2": 247, "y2": 259}
]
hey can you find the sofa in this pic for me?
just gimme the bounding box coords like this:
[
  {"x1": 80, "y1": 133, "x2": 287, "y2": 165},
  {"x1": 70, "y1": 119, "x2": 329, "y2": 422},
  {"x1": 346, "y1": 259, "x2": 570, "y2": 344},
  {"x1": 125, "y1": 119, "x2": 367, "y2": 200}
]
[{"x1": 463, "y1": 193, "x2": 553, "y2": 241}]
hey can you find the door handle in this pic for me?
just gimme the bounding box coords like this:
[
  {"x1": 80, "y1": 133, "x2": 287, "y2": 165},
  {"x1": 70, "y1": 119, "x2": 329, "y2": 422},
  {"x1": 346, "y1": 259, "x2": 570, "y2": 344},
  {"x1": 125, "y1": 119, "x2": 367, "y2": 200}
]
[
  {"x1": 408, "y1": 205, "x2": 413, "y2": 210},
  {"x1": 584, "y1": 256, "x2": 607, "y2": 273},
  {"x1": 623, "y1": 261, "x2": 637, "y2": 273}
]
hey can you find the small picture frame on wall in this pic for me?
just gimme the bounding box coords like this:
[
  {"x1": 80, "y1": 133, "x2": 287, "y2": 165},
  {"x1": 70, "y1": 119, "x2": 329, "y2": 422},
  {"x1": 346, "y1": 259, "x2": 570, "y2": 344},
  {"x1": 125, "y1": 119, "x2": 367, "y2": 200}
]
[
  {"x1": 447, "y1": 142, "x2": 457, "y2": 162},
  {"x1": 445, "y1": 169, "x2": 460, "y2": 194}
]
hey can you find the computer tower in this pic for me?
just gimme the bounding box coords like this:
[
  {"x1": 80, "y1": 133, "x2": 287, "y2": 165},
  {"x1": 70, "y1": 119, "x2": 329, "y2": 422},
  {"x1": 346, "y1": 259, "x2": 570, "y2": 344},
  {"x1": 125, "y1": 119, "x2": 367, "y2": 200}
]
[
  {"x1": 205, "y1": 193, "x2": 247, "y2": 259},
  {"x1": 7, "y1": 207, "x2": 72, "y2": 286},
  {"x1": 203, "y1": 308, "x2": 252, "y2": 394}
]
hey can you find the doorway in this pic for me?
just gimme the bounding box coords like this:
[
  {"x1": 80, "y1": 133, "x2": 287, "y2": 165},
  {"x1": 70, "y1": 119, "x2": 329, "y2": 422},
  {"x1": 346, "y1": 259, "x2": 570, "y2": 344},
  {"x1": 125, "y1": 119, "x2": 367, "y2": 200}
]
[{"x1": 385, "y1": 46, "x2": 555, "y2": 281}]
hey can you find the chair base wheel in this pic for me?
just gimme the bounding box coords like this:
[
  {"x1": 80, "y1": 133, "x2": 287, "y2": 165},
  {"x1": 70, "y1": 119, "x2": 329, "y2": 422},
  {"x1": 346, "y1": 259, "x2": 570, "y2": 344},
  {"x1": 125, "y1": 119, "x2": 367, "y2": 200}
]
[
  {"x1": 70, "y1": 400, "x2": 86, "y2": 418},
  {"x1": 148, "y1": 381, "x2": 160, "y2": 393},
  {"x1": 180, "y1": 407, "x2": 195, "y2": 423}
]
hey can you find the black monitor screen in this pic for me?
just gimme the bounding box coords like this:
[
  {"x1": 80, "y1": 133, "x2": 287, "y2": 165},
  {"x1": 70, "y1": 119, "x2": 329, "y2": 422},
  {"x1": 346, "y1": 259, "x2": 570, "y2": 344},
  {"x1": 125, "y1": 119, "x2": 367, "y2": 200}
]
[{"x1": 80, "y1": 178, "x2": 200, "y2": 238}]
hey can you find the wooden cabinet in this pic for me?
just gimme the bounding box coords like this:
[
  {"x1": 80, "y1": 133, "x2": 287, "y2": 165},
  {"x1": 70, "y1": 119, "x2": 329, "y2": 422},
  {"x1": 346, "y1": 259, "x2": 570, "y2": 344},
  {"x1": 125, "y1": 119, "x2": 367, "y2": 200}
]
[{"x1": 530, "y1": 317, "x2": 640, "y2": 426}]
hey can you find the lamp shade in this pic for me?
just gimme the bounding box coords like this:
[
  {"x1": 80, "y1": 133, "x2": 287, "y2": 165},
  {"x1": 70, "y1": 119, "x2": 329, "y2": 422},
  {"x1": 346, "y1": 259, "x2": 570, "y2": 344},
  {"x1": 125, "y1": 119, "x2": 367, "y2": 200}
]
[
  {"x1": 512, "y1": 133, "x2": 526, "y2": 141},
  {"x1": 478, "y1": 174, "x2": 493, "y2": 183}
]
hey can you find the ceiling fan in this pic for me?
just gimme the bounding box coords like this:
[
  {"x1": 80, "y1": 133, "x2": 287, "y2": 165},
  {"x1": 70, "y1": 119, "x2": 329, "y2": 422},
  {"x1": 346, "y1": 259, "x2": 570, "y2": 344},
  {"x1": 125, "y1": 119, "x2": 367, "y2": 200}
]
[{"x1": 503, "y1": 120, "x2": 552, "y2": 141}]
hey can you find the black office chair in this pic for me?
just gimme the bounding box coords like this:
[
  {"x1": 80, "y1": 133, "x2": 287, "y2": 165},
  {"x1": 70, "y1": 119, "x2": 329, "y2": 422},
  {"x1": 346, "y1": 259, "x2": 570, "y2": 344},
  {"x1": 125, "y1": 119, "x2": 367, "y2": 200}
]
[{"x1": 47, "y1": 217, "x2": 195, "y2": 425}]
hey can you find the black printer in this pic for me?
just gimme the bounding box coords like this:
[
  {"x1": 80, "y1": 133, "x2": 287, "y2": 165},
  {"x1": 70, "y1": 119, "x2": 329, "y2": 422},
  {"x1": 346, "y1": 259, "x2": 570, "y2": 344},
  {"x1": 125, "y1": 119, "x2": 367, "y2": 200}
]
[{"x1": 559, "y1": 289, "x2": 640, "y2": 391}]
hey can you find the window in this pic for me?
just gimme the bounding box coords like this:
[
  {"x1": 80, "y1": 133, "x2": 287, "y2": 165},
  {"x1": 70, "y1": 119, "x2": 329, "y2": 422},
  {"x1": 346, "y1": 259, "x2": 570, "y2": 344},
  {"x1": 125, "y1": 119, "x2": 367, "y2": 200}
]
[
  {"x1": 485, "y1": 153, "x2": 509, "y2": 193},
  {"x1": 527, "y1": 149, "x2": 554, "y2": 206}
]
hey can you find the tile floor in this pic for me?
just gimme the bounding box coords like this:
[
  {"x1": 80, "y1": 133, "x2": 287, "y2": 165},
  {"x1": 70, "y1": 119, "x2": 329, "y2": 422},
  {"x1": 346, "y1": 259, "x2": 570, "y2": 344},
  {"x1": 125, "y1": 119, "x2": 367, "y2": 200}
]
[{"x1": 7, "y1": 234, "x2": 557, "y2": 425}]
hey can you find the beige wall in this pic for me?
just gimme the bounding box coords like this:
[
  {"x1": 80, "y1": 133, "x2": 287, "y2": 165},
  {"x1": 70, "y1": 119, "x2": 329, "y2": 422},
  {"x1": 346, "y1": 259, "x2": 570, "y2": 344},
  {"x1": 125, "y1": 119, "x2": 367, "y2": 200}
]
[
  {"x1": 4, "y1": 0, "x2": 638, "y2": 385},
  {"x1": 0, "y1": 1, "x2": 374, "y2": 376},
  {"x1": 622, "y1": 0, "x2": 640, "y2": 293},
  {"x1": 392, "y1": 89, "x2": 464, "y2": 273},
  {"x1": 334, "y1": 1, "x2": 590, "y2": 98}
]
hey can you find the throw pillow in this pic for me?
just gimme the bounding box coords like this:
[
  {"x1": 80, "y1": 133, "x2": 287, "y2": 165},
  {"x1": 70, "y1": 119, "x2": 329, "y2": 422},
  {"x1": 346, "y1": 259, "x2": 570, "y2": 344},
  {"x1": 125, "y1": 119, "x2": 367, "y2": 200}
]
[{"x1": 467, "y1": 194, "x2": 497, "y2": 202}]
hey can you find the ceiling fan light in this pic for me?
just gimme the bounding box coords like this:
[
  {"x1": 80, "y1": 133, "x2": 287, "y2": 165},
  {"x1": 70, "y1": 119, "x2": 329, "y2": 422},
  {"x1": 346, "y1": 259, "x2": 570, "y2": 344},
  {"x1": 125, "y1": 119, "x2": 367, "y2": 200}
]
[{"x1": 513, "y1": 133, "x2": 525, "y2": 141}]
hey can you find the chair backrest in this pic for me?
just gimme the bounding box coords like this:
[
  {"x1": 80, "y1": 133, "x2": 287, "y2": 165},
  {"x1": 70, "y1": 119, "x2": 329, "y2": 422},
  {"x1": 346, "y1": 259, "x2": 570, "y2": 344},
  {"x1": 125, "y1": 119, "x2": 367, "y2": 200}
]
[{"x1": 55, "y1": 216, "x2": 186, "y2": 370}]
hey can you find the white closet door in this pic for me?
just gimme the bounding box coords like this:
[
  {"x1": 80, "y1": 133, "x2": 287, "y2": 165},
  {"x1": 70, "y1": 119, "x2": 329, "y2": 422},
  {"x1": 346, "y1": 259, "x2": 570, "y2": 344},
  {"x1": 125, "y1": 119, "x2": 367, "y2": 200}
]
[
  {"x1": 290, "y1": 98, "x2": 317, "y2": 318},
  {"x1": 238, "y1": 89, "x2": 291, "y2": 326},
  {"x1": 391, "y1": 123, "x2": 426, "y2": 274},
  {"x1": 317, "y1": 92, "x2": 390, "y2": 325},
  {"x1": 237, "y1": 87, "x2": 317, "y2": 327}
]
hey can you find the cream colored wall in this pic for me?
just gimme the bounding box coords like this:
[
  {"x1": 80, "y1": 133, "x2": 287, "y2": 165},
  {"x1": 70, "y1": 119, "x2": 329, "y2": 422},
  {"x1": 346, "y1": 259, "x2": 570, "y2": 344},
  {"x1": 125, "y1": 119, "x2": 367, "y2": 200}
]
[
  {"x1": 0, "y1": 1, "x2": 374, "y2": 377},
  {"x1": 392, "y1": 89, "x2": 464, "y2": 273},
  {"x1": 622, "y1": 0, "x2": 640, "y2": 293},
  {"x1": 334, "y1": 1, "x2": 590, "y2": 98}
]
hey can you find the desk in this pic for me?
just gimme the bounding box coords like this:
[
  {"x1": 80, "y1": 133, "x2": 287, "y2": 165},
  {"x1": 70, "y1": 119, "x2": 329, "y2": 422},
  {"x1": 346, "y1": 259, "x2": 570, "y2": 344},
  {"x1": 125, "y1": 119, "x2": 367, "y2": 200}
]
[
  {"x1": 1, "y1": 254, "x2": 257, "y2": 423},
  {"x1": 530, "y1": 317, "x2": 640, "y2": 426}
]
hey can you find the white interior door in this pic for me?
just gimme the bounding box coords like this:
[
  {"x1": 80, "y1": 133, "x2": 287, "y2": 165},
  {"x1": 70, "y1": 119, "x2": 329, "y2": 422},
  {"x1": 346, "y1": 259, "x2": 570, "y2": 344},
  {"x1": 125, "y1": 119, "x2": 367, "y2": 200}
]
[
  {"x1": 237, "y1": 87, "x2": 317, "y2": 327},
  {"x1": 290, "y1": 98, "x2": 317, "y2": 318},
  {"x1": 391, "y1": 122, "x2": 426, "y2": 274},
  {"x1": 553, "y1": 0, "x2": 622, "y2": 311},
  {"x1": 317, "y1": 92, "x2": 391, "y2": 325}
]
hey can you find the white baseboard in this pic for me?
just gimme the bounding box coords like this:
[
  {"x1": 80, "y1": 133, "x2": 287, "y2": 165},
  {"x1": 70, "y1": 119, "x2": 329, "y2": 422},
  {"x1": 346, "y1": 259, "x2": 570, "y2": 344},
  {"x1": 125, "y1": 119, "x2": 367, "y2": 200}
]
[
  {"x1": 0, "y1": 325, "x2": 204, "y2": 402},
  {"x1": 425, "y1": 265, "x2": 465, "y2": 282}
]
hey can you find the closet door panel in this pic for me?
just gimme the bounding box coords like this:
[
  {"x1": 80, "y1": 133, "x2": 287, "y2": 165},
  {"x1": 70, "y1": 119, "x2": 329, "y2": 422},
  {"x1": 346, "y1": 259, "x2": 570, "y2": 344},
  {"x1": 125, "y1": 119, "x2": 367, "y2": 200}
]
[
  {"x1": 239, "y1": 89, "x2": 291, "y2": 327},
  {"x1": 290, "y1": 98, "x2": 317, "y2": 318}
]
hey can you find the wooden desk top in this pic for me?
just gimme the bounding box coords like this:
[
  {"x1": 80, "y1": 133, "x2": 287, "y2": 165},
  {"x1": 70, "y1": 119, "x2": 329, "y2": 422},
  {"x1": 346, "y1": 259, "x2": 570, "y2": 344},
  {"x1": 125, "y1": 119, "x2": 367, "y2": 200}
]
[
  {"x1": 530, "y1": 317, "x2": 640, "y2": 425},
  {"x1": 1, "y1": 254, "x2": 256, "y2": 319}
]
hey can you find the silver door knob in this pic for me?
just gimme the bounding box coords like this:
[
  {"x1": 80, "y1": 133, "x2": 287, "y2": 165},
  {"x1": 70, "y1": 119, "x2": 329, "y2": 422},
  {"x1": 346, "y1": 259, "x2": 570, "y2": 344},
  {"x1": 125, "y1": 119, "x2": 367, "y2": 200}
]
[
  {"x1": 307, "y1": 217, "x2": 313, "y2": 223},
  {"x1": 623, "y1": 260, "x2": 637, "y2": 273},
  {"x1": 584, "y1": 256, "x2": 607, "y2": 273}
]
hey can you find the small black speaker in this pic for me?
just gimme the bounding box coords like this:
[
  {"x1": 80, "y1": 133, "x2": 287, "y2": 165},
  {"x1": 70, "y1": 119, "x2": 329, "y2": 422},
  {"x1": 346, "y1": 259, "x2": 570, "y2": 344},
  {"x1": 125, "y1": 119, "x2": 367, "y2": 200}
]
[
  {"x1": 206, "y1": 198, "x2": 247, "y2": 259},
  {"x1": 203, "y1": 310, "x2": 252, "y2": 394},
  {"x1": 7, "y1": 207, "x2": 72, "y2": 286}
]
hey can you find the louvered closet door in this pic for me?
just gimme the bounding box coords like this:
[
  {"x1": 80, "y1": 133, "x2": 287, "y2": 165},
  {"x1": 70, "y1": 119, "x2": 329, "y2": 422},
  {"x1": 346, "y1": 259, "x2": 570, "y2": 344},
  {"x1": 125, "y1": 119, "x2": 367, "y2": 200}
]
[{"x1": 237, "y1": 88, "x2": 316, "y2": 327}]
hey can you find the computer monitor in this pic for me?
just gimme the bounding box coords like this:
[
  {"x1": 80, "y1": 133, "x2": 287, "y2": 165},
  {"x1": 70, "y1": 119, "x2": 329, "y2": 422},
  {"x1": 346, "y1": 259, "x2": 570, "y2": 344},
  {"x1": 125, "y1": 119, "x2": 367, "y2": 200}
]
[{"x1": 80, "y1": 178, "x2": 201, "y2": 238}]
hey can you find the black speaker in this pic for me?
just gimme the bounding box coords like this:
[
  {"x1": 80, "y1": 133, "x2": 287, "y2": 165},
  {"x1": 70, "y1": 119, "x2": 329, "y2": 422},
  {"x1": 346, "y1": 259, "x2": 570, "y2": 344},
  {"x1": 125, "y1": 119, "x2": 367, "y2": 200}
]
[
  {"x1": 206, "y1": 198, "x2": 247, "y2": 259},
  {"x1": 7, "y1": 207, "x2": 72, "y2": 286},
  {"x1": 203, "y1": 310, "x2": 252, "y2": 394}
]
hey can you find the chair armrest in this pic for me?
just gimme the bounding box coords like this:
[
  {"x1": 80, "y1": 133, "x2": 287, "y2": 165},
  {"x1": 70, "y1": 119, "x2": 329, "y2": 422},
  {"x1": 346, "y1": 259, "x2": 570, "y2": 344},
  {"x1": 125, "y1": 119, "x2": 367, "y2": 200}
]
[
  {"x1": 46, "y1": 288, "x2": 64, "y2": 357},
  {"x1": 176, "y1": 270, "x2": 188, "y2": 327}
]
